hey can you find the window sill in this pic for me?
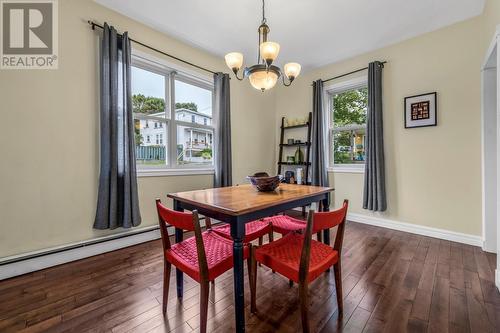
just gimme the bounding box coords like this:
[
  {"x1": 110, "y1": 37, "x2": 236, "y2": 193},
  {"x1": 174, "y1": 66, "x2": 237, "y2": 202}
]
[
  {"x1": 137, "y1": 168, "x2": 215, "y2": 177},
  {"x1": 328, "y1": 166, "x2": 365, "y2": 174}
]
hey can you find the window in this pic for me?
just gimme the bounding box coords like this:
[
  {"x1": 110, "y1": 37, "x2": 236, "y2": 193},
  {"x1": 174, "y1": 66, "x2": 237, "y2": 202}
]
[
  {"x1": 174, "y1": 78, "x2": 214, "y2": 166},
  {"x1": 132, "y1": 56, "x2": 214, "y2": 172},
  {"x1": 327, "y1": 77, "x2": 368, "y2": 170}
]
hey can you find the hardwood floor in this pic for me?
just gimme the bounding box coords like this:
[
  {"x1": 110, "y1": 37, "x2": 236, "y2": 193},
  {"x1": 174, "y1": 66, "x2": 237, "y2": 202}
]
[{"x1": 0, "y1": 217, "x2": 498, "y2": 332}]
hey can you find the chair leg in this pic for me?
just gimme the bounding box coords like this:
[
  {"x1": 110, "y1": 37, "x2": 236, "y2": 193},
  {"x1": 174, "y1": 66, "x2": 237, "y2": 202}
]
[
  {"x1": 162, "y1": 261, "x2": 171, "y2": 315},
  {"x1": 257, "y1": 237, "x2": 263, "y2": 266},
  {"x1": 250, "y1": 246, "x2": 257, "y2": 313},
  {"x1": 268, "y1": 229, "x2": 274, "y2": 242},
  {"x1": 199, "y1": 281, "x2": 210, "y2": 333},
  {"x1": 317, "y1": 232, "x2": 322, "y2": 242},
  {"x1": 333, "y1": 261, "x2": 343, "y2": 316},
  {"x1": 299, "y1": 281, "x2": 310, "y2": 333}
]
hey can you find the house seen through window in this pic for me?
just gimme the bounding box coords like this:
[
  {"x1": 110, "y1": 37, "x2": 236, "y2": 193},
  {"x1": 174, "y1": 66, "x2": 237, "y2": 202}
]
[
  {"x1": 131, "y1": 58, "x2": 214, "y2": 170},
  {"x1": 329, "y1": 81, "x2": 368, "y2": 166}
]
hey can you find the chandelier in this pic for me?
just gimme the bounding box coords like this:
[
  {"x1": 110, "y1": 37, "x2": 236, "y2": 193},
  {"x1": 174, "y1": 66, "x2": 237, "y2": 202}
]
[{"x1": 224, "y1": 0, "x2": 301, "y2": 92}]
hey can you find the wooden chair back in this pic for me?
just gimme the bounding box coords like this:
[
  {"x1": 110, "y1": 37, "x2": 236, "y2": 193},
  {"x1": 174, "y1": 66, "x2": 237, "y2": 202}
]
[
  {"x1": 312, "y1": 200, "x2": 349, "y2": 234},
  {"x1": 156, "y1": 199, "x2": 209, "y2": 281},
  {"x1": 299, "y1": 200, "x2": 349, "y2": 282}
]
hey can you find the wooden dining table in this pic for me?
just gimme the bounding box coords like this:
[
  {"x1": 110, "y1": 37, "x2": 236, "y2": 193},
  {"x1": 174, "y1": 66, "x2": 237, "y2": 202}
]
[{"x1": 167, "y1": 183, "x2": 334, "y2": 333}]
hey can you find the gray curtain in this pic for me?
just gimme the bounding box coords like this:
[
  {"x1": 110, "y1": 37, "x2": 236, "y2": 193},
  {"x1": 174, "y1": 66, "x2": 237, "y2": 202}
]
[
  {"x1": 94, "y1": 23, "x2": 141, "y2": 229},
  {"x1": 363, "y1": 61, "x2": 387, "y2": 211},
  {"x1": 311, "y1": 80, "x2": 329, "y2": 189},
  {"x1": 213, "y1": 73, "x2": 232, "y2": 187}
]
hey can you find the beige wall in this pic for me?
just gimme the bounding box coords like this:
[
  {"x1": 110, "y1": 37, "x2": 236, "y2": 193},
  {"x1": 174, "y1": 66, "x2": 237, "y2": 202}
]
[
  {"x1": 482, "y1": 0, "x2": 500, "y2": 52},
  {"x1": 0, "y1": 0, "x2": 276, "y2": 258},
  {"x1": 275, "y1": 4, "x2": 500, "y2": 237}
]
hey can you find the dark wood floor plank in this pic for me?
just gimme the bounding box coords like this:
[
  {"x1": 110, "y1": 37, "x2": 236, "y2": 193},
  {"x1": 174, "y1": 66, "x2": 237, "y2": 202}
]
[
  {"x1": 449, "y1": 286, "x2": 470, "y2": 333},
  {"x1": 474, "y1": 247, "x2": 494, "y2": 283},
  {"x1": 343, "y1": 307, "x2": 371, "y2": 333},
  {"x1": 462, "y1": 244, "x2": 478, "y2": 272},
  {"x1": 385, "y1": 298, "x2": 413, "y2": 333},
  {"x1": 464, "y1": 269, "x2": 495, "y2": 333},
  {"x1": 424, "y1": 239, "x2": 440, "y2": 264},
  {"x1": 428, "y1": 276, "x2": 450, "y2": 333},
  {"x1": 406, "y1": 318, "x2": 428, "y2": 333},
  {"x1": 409, "y1": 260, "x2": 436, "y2": 322},
  {"x1": 370, "y1": 258, "x2": 411, "y2": 326}
]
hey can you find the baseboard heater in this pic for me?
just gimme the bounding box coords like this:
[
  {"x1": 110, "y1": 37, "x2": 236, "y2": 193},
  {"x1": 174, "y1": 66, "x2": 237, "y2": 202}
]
[{"x1": 0, "y1": 217, "x2": 212, "y2": 280}]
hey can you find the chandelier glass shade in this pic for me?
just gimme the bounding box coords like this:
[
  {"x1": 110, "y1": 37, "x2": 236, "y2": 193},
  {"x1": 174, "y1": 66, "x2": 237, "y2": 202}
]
[{"x1": 224, "y1": 0, "x2": 300, "y2": 91}]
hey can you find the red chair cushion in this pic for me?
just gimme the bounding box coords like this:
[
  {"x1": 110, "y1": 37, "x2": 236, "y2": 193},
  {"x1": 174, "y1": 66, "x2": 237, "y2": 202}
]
[
  {"x1": 165, "y1": 231, "x2": 248, "y2": 282},
  {"x1": 254, "y1": 233, "x2": 338, "y2": 283},
  {"x1": 212, "y1": 220, "x2": 271, "y2": 243},
  {"x1": 263, "y1": 215, "x2": 307, "y2": 235}
]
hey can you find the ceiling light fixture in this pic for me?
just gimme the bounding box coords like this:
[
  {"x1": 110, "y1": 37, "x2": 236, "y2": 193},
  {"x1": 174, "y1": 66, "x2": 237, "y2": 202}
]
[{"x1": 224, "y1": 0, "x2": 301, "y2": 92}]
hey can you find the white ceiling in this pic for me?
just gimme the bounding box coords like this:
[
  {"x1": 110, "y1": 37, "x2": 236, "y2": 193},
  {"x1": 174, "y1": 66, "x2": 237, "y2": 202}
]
[{"x1": 95, "y1": 0, "x2": 485, "y2": 71}]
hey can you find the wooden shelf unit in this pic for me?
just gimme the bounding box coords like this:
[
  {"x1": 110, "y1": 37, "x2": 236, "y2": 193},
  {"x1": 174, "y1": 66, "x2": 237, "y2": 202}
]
[{"x1": 277, "y1": 112, "x2": 313, "y2": 183}]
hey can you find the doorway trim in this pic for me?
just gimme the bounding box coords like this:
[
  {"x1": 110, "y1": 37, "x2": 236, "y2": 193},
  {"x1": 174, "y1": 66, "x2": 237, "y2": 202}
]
[{"x1": 481, "y1": 25, "x2": 500, "y2": 290}]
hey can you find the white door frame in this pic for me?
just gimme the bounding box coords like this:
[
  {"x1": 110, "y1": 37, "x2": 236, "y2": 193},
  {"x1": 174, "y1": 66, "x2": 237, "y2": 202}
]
[{"x1": 481, "y1": 25, "x2": 500, "y2": 290}]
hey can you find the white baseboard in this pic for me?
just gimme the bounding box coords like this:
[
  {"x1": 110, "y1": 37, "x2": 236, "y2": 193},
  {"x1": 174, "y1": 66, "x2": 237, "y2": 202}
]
[
  {"x1": 482, "y1": 240, "x2": 497, "y2": 254},
  {"x1": 0, "y1": 227, "x2": 161, "y2": 281},
  {"x1": 347, "y1": 213, "x2": 483, "y2": 247}
]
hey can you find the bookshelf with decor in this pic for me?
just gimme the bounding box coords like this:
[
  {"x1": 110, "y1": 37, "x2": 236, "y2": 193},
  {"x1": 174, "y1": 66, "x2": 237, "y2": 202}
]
[{"x1": 278, "y1": 112, "x2": 312, "y2": 185}]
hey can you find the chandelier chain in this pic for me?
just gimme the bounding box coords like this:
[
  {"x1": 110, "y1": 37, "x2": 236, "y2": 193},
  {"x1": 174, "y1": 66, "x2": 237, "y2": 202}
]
[{"x1": 262, "y1": 0, "x2": 266, "y2": 24}]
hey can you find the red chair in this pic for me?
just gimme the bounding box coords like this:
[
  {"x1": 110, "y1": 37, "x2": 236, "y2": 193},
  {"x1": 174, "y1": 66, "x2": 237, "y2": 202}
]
[
  {"x1": 249, "y1": 200, "x2": 348, "y2": 332},
  {"x1": 156, "y1": 199, "x2": 250, "y2": 333},
  {"x1": 262, "y1": 214, "x2": 306, "y2": 235},
  {"x1": 210, "y1": 218, "x2": 273, "y2": 245}
]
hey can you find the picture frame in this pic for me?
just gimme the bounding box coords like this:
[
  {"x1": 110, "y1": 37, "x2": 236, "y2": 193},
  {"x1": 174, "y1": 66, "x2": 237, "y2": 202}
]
[{"x1": 404, "y1": 92, "x2": 437, "y2": 128}]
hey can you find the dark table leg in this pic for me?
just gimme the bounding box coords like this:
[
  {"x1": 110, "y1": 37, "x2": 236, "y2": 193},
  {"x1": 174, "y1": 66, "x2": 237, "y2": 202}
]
[
  {"x1": 322, "y1": 193, "x2": 331, "y2": 246},
  {"x1": 230, "y1": 219, "x2": 246, "y2": 332},
  {"x1": 173, "y1": 200, "x2": 184, "y2": 299}
]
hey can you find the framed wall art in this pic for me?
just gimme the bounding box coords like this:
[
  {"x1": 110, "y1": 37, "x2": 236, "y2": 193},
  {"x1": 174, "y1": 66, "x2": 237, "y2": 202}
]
[{"x1": 404, "y1": 92, "x2": 437, "y2": 128}]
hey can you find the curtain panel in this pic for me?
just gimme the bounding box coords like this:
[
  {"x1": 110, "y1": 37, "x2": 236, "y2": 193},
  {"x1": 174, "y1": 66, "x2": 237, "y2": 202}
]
[
  {"x1": 363, "y1": 61, "x2": 387, "y2": 212},
  {"x1": 94, "y1": 23, "x2": 141, "y2": 229},
  {"x1": 311, "y1": 79, "x2": 330, "y2": 192},
  {"x1": 213, "y1": 73, "x2": 232, "y2": 187}
]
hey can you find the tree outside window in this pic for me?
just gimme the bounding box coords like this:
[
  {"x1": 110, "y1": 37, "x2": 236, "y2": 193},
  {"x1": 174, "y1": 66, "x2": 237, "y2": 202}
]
[{"x1": 331, "y1": 86, "x2": 368, "y2": 165}]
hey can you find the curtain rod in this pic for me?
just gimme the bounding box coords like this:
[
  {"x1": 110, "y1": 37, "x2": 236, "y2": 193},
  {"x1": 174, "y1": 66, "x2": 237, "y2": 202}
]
[
  {"x1": 87, "y1": 21, "x2": 217, "y2": 75},
  {"x1": 320, "y1": 61, "x2": 387, "y2": 84}
]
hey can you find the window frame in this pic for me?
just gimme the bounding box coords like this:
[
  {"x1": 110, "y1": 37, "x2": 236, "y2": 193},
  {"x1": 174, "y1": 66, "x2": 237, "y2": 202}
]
[
  {"x1": 131, "y1": 50, "x2": 216, "y2": 177},
  {"x1": 325, "y1": 76, "x2": 368, "y2": 174}
]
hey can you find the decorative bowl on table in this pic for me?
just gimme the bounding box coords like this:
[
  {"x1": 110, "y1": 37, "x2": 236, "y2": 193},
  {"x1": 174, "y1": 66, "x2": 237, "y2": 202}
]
[{"x1": 247, "y1": 174, "x2": 283, "y2": 192}]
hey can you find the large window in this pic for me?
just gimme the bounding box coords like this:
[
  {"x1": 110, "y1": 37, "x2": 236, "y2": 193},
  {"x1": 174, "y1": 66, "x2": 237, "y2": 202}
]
[
  {"x1": 327, "y1": 77, "x2": 368, "y2": 169},
  {"x1": 131, "y1": 57, "x2": 214, "y2": 172}
]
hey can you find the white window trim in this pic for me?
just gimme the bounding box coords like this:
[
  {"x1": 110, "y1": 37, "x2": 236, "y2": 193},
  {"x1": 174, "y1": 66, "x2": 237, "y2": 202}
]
[
  {"x1": 327, "y1": 166, "x2": 365, "y2": 174},
  {"x1": 138, "y1": 168, "x2": 215, "y2": 177},
  {"x1": 325, "y1": 75, "x2": 368, "y2": 173},
  {"x1": 131, "y1": 49, "x2": 216, "y2": 177}
]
